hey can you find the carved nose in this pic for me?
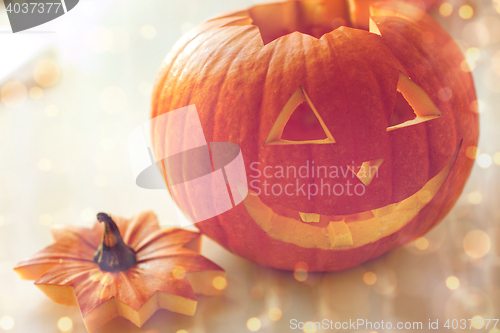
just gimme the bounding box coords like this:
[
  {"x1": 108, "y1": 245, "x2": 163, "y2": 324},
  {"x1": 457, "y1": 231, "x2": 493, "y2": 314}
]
[{"x1": 347, "y1": 159, "x2": 384, "y2": 186}]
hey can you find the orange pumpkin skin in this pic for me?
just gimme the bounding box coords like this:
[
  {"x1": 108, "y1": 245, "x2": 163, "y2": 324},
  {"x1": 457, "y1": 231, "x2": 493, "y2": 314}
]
[{"x1": 151, "y1": 1, "x2": 478, "y2": 271}]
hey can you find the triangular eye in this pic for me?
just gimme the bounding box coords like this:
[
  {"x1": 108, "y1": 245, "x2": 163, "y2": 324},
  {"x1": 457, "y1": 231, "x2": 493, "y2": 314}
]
[
  {"x1": 265, "y1": 87, "x2": 335, "y2": 145},
  {"x1": 387, "y1": 73, "x2": 442, "y2": 131}
]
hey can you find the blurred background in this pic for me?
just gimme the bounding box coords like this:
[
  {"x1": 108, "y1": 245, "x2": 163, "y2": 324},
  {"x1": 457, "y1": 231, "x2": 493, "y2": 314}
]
[{"x1": 0, "y1": 0, "x2": 499, "y2": 332}]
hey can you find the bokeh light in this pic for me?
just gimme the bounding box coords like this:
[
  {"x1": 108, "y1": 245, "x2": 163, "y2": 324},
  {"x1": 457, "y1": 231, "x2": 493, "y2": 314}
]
[
  {"x1": 466, "y1": 47, "x2": 481, "y2": 61},
  {"x1": 445, "y1": 276, "x2": 460, "y2": 290},
  {"x1": 493, "y1": 51, "x2": 500, "y2": 76},
  {"x1": 303, "y1": 322, "x2": 317, "y2": 333},
  {"x1": 57, "y1": 317, "x2": 73, "y2": 332},
  {"x1": 294, "y1": 261, "x2": 308, "y2": 282},
  {"x1": 458, "y1": 5, "x2": 474, "y2": 19},
  {"x1": 363, "y1": 271, "x2": 377, "y2": 285},
  {"x1": 246, "y1": 317, "x2": 261, "y2": 332},
  {"x1": 439, "y1": 3, "x2": 453, "y2": 17},
  {"x1": 461, "y1": 59, "x2": 475, "y2": 72},
  {"x1": 0, "y1": 316, "x2": 14, "y2": 330},
  {"x1": 437, "y1": 87, "x2": 452, "y2": 102},
  {"x1": 471, "y1": 315, "x2": 484, "y2": 329},
  {"x1": 468, "y1": 191, "x2": 482, "y2": 205},
  {"x1": 29, "y1": 86, "x2": 44, "y2": 99},
  {"x1": 33, "y1": 59, "x2": 60, "y2": 88},
  {"x1": 415, "y1": 237, "x2": 429, "y2": 250},
  {"x1": 463, "y1": 22, "x2": 490, "y2": 47},
  {"x1": 494, "y1": 0, "x2": 500, "y2": 14},
  {"x1": 481, "y1": 16, "x2": 500, "y2": 44},
  {"x1": 373, "y1": 269, "x2": 397, "y2": 295},
  {"x1": 466, "y1": 145, "x2": 478, "y2": 159},
  {"x1": 1, "y1": 81, "x2": 27, "y2": 108},
  {"x1": 172, "y1": 266, "x2": 186, "y2": 279},
  {"x1": 477, "y1": 154, "x2": 492, "y2": 168},
  {"x1": 417, "y1": 189, "x2": 432, "y2": 204},
  {"x1": 493, "y1": 152, "x2": 500, "y2": 165},
  {"x1": 176, "y1": 330, "x2": 188, "y2": 333},
  {"x1": 268, "y1": 308, "x2": 282, "y2": 321},
  {"x1": 463, "y1": 230, "x2": 491, "y2": 258},
  {"x1": 212, "y1": 276, "x2": 227, "y2": 290},
  {"x1": 469, "y1": 99, "x2": 484, "y2": 114}
]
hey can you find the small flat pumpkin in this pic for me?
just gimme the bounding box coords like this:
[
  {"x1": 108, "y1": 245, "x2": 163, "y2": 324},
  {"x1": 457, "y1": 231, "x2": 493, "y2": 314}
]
[{"x1": 14, "y1": 211, "x2": 225, "y2": 332}]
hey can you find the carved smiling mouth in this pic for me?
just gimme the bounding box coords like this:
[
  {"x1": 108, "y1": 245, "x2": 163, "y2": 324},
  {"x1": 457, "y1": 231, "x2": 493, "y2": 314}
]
[{"x1": 242, "y1": 144, "x2": 460, "y2": 250}]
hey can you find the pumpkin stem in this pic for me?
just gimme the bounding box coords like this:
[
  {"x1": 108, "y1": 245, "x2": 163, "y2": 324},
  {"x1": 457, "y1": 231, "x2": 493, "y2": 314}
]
[{"x1": 93, "y1": 213, "x2": 137, "y2": 272}]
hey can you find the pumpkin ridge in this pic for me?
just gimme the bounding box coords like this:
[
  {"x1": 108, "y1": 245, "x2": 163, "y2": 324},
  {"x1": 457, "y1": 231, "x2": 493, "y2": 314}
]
[
  {"x1": 21, "y1": 256, "x2": 93, "y2": 265},
  {"x1": 256, "y1": 36, "x2": 278, "y2": 155},
  {"x1": 133, "y1": 229, "x2": 176, "y2": 253},
  {"x1": 209, "y1": 34, "x2": 280, "y2": 252},
  {"x1": 25, "y1": 243, "x2": 95, "y2": 261},
  {"x1": 299, "y1": 33, "x2": 319, "y2": 212},
  {"x1": 117, "y1": 271, "x2": 148, "y2": 310},
  {"x1": 76, "y1": 279, "x2": 115, "y2": 317},
  {"x1": 322, "y1": 31, "x2": 352, "y2": 160},
  {"x1": 134, "y1": 230, "x2": 199, "y2": 255},
  {"x1": 200, "y1": 27, "x2": 263, "y2": 223},
  {"x1": 176, "y1": 26, "x2": 252, "y2": 111},
  {"x1": 56, "y1": 227, "x2": 101, "y2": 252},
  {"x1": 120, "y1": 212, "x2": 160, "y2": 248},
  {"x1": 35, "y1": 262, "x2": 95, "y2": 286},
  {"x1": 135, "y1": 239, "x2": 192, "y2": 260},
  {"x1": 206, "y1": 10, "x2": 250, "y2": 23},
  {"x1": 157, "y1": 26, "x2": 233, "y2": 118}
]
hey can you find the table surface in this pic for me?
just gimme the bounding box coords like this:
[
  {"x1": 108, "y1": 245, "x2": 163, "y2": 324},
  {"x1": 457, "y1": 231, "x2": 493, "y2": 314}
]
[{"x1": 0, "y1": 0, "x2": 499, "y2": 332}]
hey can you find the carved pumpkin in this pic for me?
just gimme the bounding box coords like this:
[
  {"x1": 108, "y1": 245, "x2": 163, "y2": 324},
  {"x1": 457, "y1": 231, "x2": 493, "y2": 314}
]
[
  {"x1": 151, "y1": 1, "x2": 478, "y2": 271},
  {"x1": 14, "y1": 211, "x2": 225, "y2": 332}
]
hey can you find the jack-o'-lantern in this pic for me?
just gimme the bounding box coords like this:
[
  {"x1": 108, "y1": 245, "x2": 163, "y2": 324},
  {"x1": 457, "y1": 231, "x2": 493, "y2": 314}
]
[{"x1": 151, "y1": 0, "x2": 478, "y2": 271}]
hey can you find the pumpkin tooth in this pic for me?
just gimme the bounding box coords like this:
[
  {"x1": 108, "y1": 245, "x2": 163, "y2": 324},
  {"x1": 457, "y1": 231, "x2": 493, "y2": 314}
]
[
  {"x1": 371, "y1": 204, "x2": 396, "y2": 218},
  {"x1": 326, "y1": 221, "x2": 353, "y2": 248},
  {"x1": 299, "y1": 212, "x2": 320, "y2": 222}
]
